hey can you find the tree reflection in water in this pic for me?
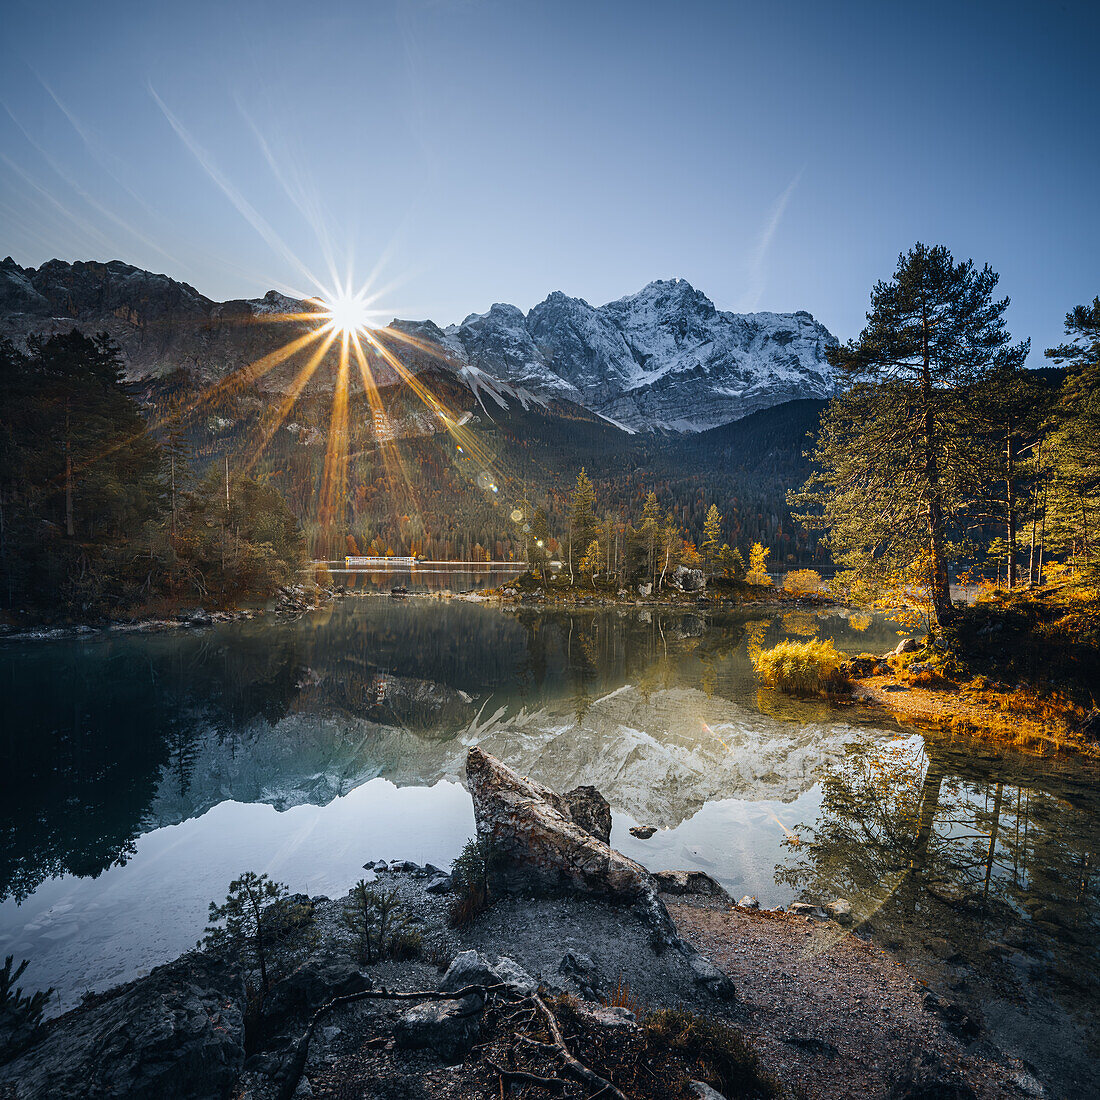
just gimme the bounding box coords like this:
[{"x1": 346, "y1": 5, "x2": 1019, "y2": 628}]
[{"x1": 778, "y1": 734, "x2": 1100, "y2": 1091}]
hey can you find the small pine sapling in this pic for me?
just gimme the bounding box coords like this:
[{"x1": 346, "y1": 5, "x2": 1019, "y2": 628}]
[
  {"x1": 342, "y1": 881, "x2": 416, "y2": 963},
  {"x1": 1, "y1": 955, "x2": 53, "y2": 1062},
  {"x1": 448, "y1": 835, "x2": 495, "y2": 927},
  {"x1": 202, "y1": 872, "x2": 313, "y2": 1031}
]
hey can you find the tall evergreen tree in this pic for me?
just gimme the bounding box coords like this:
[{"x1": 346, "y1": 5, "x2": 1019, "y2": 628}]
[
  {"x1": 976, "y1": 358, "x2": 1056, "y2": 587},
  {"x1": 1044, "y1": 298, "x2": 1100, "y2": 567},
  {"x1": 795, "y1": 244, "x2": 1027, "y2": 626},
  {"x1": 568, "y1": 468, "x2": 598, "y2": 581},
  {"x1": 640, "y1": 491, "x2": 661, "y2": 584}
]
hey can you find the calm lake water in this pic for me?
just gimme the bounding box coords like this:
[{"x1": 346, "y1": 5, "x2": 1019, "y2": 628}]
[{"x1": 1, "y1": 596, "x2": 1097, "y2": 1094}]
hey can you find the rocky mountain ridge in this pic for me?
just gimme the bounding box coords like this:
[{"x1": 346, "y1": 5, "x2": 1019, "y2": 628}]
[
  {"x1": 407, "y1": 277, "x2": 838, "y2": 431},
  {"x1": 1, "y1": 257, "x2": 837, "y2": 432}
]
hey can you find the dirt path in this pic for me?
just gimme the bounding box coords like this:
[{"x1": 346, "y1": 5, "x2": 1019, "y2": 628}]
[{"x1": 669, "y1": 899, "x2": 1044, "y2": 1100}]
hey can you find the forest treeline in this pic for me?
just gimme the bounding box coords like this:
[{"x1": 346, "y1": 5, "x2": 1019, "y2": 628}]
[
  {"x1": 0, "y1": 332, "x2": 304, "y2": 620},
  {"x1": 145, "y1": 364, "x2": 826, "y2": 570}
]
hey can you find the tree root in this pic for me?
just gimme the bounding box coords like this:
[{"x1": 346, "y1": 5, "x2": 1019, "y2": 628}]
[
  {"x1": 532, "y1": 992, "x2": 630, "y2": 1100},
  {"x1": 487, "y1": 1058, "x2": 568, "y2": 1092},
  {"x1": 277, "y1": 982, "x2": 630, "y2": 1100}
]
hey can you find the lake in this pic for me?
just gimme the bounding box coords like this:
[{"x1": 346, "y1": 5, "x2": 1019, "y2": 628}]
[{"x1": 1, "y1": 596, "x2": 1097, "y2": 1094}]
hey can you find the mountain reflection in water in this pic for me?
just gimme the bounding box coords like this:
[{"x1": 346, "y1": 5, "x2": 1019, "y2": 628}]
[
  {"x1": 0, "y1": 599, "x2": 1097, "y2": 1092},
  {"x1": 0, "y1": 601, "x2": 900, "y2": 903}
]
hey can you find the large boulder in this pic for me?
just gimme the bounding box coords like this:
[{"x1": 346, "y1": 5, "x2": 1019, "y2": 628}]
[
  {"x1": 465, "y1": 748, "x2": 678, "y2": 946},
  {"x1": 670, "y1": 566, "x2": 706, "y2": 593},
  {"x1": 0, "y1": 960, "x2": 244, "y2": 1099},
  {"x1": 439, "y1": 950, "x2": 536, "y2": 997},
  {"x1": 392, "y1": 998, "x2": 482, "y2": 1064},
  {"x1": 439, "y1": 950, "x2": 499, "y2": 993}
]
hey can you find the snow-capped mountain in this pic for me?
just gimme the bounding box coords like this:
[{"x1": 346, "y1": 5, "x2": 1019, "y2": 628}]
[
  {"x1": 395, "y1": 278, "x2": 838, "y2": 431},
  {"x1": 1, "y1": 258, "x2": 836, "y2": 432}
]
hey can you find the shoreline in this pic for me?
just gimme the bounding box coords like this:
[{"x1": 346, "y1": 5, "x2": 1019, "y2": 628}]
[
  {"x1": 0, "y1": 582, "x2": 358, "y2": 644},
  {"x1": 843, "y1": 650, "x2": 1100, "y2": 760},
  {"x1": 0, "y1": 882, "x2": 1045, "y2": 1100},
  {"x1": 0, "y1": 584, "x2": 837, "y2": 643}
]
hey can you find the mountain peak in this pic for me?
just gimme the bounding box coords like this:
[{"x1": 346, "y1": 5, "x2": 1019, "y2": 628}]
[{"x1": 444, "y1": 277, "x2": 835, "y2": 430}]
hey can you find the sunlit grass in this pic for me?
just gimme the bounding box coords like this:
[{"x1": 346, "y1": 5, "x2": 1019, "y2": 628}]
[{"x1": 753, "y1": 638, "x2": 849, "y2": 697}]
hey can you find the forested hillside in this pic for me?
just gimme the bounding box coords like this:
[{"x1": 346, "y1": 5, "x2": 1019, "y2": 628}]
[{"x1": 143, "y1": 358, "x2": 827, "y2": 568}]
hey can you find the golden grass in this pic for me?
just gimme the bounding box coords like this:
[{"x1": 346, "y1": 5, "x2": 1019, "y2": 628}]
[
  {"x1": 604, "y1": 975, "x2": 643, "y2": 1015},
  {"x1": 856, "y1": 674, "x2": 1096, "y2": 758},
  {"x1": 752, "y1": 638, "x2": 849, "y2": 697}
]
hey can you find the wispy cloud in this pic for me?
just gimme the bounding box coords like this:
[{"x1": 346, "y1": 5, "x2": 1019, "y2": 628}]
[
  {"x1": 149, "y1": 84, "x2": 323, "y2": 296},
  {"x1": 738, "y1": 168, "x2": 804, "y2": 313},
  {"x1": 0, "y1": 151, "x2": 118, "y2": 258},
  {"x1": 3, "y1": 100, "x2": 182, "y2": 267},
  {"x1": 33, "y1": 71, "x2": 166, "y2": 228}
]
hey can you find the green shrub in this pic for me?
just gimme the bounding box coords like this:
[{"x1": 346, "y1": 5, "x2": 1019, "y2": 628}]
[
  {"x1": 389, "y1": 928, "x2": 423, "y2": 961},
  {"x1": 752, "y1": 638, "x2": 849, "y2": 696},
  {"x1": 448, "y1": 836, "x2": 493, "y2": 927}
]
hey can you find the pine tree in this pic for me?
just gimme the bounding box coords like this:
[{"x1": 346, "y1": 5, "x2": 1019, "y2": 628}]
[
  {"x1": 718, "y1": 544, "x2": 745, "y2": 581},
  {"x1": 794, "y1": 243, "x2": 1027, "y2": 626},
  {"x1": 1045, "y1": 298, "x2": 1100, "y2": 568},
  {"x1": 976, "y1": 358, "x2": 1050, "y2": 587},
  {"x1": 568, "y1": 468, "x2": 598, "y2": 581},
  {"x1": 530, "y1": 507, "x2": 551, "y2": 577},
  {"x1": 640, "y1": 491, "x2": 661, "y2": 583},
  {"x1": 579, "y1": 538, "x2": 601, "y2": 582}
]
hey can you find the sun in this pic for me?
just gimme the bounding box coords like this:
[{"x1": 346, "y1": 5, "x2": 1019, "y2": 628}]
[{"x1": 320, "y1": 290, "x2": 373, "y2": 337}]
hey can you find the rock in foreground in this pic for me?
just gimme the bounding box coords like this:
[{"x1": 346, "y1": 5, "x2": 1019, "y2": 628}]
[
  {"x1": 0, "y1": 959, "x2": 244, "y2": 1099},
  {"x1": 465, "y1": 747, "x2": 678, "y2": 946}
]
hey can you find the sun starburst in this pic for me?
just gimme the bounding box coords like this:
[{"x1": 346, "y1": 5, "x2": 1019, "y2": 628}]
[{"x1": 311, "y1": 288, "x2": 375, "y2": 337}]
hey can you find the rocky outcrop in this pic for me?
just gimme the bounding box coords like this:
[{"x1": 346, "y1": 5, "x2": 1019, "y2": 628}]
[
  {"x1": 392, "y1": 999, "x2": 481, "y2": 1063},
  {"x1": 465, "y1": 748, "x2": 677, "y2": 946},
  {"x1": 0, "y1": 958, "x2": 244, "y2": 1099},
  {"x1": 653, "y1": 869, "x2": 732, "y2": 902},
  {"x1": 669, "y1": 565, "x2": 706, "y2": 592},
  {"x1": 260, "y1": 953, "x2": 371, "y2": 1035}
]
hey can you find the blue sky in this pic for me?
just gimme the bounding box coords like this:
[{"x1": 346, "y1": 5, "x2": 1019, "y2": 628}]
[{"x1": 1, "y1": 0, "x2": 1096, "y2": 351}]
